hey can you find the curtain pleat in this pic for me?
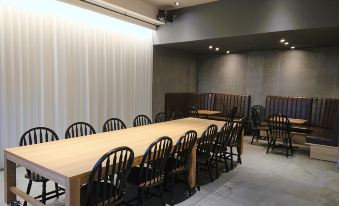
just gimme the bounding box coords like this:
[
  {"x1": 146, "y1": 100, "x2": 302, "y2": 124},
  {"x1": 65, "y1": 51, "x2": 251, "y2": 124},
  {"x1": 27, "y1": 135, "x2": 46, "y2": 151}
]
[{"x1": 0, "y1": 3, "x2": 153, "y2": 169}]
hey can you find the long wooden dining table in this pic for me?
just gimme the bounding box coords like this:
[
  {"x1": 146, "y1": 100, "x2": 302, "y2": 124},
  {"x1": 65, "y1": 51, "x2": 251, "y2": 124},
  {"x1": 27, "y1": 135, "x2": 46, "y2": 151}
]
[{"x1": 4, "y1": 117, "x2": 226, "y2": 206}]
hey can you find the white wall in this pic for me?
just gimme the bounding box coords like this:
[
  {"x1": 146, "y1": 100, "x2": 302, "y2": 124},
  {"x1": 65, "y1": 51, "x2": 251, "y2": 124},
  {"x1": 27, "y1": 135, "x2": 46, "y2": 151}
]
[{"x1": 0, "y1": 0, "x2": 153, "y2": 169}]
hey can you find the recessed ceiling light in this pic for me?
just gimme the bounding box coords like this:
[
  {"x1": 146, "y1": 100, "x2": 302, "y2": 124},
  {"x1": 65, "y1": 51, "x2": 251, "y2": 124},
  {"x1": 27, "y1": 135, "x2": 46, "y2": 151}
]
[
  {"x1": 280, "y1": 39, "x2": 286, "y2": 43},
  {"x1": 215, "y1": 47, "x2": 219, "y2": 51},
  {"x1": 208, "y1": 45, "x2": 213, "y2": 49},
  {"x1": 291, "y1": 46, "x2": 295, "y2": 49},
  {"x1": 174, "y1": 1, "x2": 180, "y2": 6},
  {"x1": 284, "y1": 42, "x2": 289, "y2": 45},
  {"x1": 226, "y1": 50, "x2": 230, "y2": 54}
]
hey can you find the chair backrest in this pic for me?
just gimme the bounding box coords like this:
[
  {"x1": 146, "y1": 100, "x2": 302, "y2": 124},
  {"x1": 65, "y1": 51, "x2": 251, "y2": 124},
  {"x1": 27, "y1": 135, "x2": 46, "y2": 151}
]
[
  {"x1": 65, "y1": 122, "x2": 96, "y2": 139},
  {"x1": 267, "y1": 114, "x2": 291, "y2": 139},
  {"x1": 169, "y1": 130, "x2": 197, "y2": 172},
  {"x1": 133, "y1": 115, "x2": 152, "y2": 127},
  {"x1": 155, "y1": 112, "x2": 168, "y2": 123},
  {"x1": 20, "y1": 127, "x2": 59, "y2": 146},
  {"x1": 172, "y1": 111, "x2": 185, "y2": 120},
  {"x1": 188, "y1": 108, "x2": 199, "y2": 118},
  {"x1": 228, "y1": 121, "x2": 244, "y2": 147},
  {"x1": 225, "y1": 106, "x2": 238, "y2": 122},
  {"x1": 197, "y1": 124, "x2": 218, "y2": 156},
  {"x1": 84, "y1": 146, "x2": 134, "y2": 206},
  {"x1": 250, "y1": 105, "x2": 265, "y2": 127},
  {"x1": 137, "y1": 136, "x2": 173, "y2": 187},
  {"x1": 103, "y1": 118, "x2": 127, "y2": 132},
  {"x1": 214, "y1": 122, "x2": 233, "y2": 153}
]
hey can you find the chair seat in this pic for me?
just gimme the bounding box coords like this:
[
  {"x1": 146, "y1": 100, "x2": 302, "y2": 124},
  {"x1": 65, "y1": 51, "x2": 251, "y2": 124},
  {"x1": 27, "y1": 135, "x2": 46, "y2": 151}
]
[
  {"x1": 80, "y1": 182, "x2": 121, "y2": 206},
  {"x1": 197, "y1": 151, "x2": 211, "y2": 162},
  {"x1": 166, "y1": 156, "x2": 188, "y2": 175},
  {"x1": 127, "y1": 166, "x2": 163, "y2": 187},
  {"x1": 213, "y1": 143, "x2": 227, "y2": 154},
  {"x1": 25, "y1": 172, "x2": 49, "y2": 182}
]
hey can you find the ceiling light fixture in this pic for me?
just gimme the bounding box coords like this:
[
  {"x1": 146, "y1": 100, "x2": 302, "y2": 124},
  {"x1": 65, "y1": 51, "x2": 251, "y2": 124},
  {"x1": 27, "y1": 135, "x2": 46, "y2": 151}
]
[
  {"x1": 280, "y1": 39, "x2": 286, "y2": 43},
  {"x1": 291, "y1": 46, "x2": 295, "y2": 49},
  {"x1": 215, "y1": 47, "x2": 219, "y2": 51},
  {"x1": 284, "y1": 42, "x2": 289, "y2": 45},
  {"x1": 174, "y1": 1, "x2": 180, "y2": 6},
  {"x1": 208, "y1": 45, "x2": 213, "y2": 49},
  {"x1": 226, "y1": 50, "x2": 230, "y2": 54}
]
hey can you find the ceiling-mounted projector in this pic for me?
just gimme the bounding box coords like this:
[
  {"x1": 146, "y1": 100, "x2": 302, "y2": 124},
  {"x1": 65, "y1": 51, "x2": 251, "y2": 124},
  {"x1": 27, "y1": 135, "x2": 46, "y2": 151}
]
[{"x1": 157, "y1": 10, "x2": 174, "y2": 23}]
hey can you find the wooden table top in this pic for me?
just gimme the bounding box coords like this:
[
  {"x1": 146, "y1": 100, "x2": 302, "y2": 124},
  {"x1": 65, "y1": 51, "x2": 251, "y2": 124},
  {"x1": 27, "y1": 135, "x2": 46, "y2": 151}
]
[
  {"x1": 4, "y1": 118, "x2": 225, "y2": 180},
  {"x1": 197, "y1": 110, "x2": 222, "y2": 115},
  {"x1": 288, "y1": 118, "x2": 308, "y2": 125}
]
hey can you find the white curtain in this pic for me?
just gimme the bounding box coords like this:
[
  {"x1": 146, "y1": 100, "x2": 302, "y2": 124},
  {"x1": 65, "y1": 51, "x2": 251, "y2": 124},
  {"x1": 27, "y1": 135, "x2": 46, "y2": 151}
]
[{"x1": 0, "y1": 0, "x2": 153, "y2": 169}]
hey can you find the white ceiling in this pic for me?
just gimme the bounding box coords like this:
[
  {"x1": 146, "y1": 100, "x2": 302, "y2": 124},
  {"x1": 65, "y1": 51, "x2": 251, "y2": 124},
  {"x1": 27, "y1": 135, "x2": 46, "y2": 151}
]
[{"x1": 142, "y1": 0, "x2": 218, "y2": 10}]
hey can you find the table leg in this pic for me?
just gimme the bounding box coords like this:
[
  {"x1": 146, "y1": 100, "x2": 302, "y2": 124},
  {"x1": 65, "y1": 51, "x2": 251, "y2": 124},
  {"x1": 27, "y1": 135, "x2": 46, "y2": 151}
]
[
  {"x1": 188, "y1": 144, "x2": 196, "y2": 188},
  {"x1": 65, "y1": 177, "x2": 81, "y2": 206},
  {"x1": 4, "y1": 154, "x2": 16, "y2": 204}
]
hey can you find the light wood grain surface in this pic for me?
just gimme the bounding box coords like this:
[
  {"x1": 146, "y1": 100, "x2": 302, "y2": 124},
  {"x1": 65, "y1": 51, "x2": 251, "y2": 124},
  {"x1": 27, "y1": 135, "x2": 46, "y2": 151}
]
[
  {"x1": 4, "y1": 118, "x2": 226, "y2": 206},
  {"x1": 197, "y1": 110, "x2": 221, "y2": 116}
]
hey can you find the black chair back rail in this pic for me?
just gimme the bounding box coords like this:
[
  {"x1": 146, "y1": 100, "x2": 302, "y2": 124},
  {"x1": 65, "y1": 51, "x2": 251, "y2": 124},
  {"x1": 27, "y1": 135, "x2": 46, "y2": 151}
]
[
  {"x1": 65, "y1": 122, "x2": 96, "y2": 139},
  {"x1": 155, "y1": 112, "x2": 168, "y2": 123},
  {"x1": 133, "y1": 115, "x2": 152, "y2": 127},
  {"x1": 267, "y1": 114, "x2": 291, "y2": 139},
  {"x1": 171, "y1": 111, "x2": 185, "y2": 120},
  {"x1": 20, "y1": 127, "x2": 59, "y2": 146},
  {"x1": 138, "y1": 136, "x2": 173, "y2": 187},
  {"x1": 103, "y1": 118, "x2": 127, "y2": 132},
  {"x1": 197, "y1": 124, "x2": 219, "y2": 157},
  {"x1": 169, "y1": 130, "x2": 197, "y2": 172},
  {"x1": 84, "y1": 146, "x2": 134, "y2": 206}
]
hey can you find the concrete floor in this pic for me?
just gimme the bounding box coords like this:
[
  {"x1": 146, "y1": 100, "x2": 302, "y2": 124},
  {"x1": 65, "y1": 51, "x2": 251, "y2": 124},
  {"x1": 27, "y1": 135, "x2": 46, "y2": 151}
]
[{"x1": 1, "y1": 136, "x2": 339, "y2": 206}]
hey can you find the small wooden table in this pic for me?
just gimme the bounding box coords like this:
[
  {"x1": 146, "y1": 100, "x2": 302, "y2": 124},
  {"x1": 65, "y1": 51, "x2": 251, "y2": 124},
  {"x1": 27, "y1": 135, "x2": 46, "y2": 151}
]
[
  {"x1": 4, "y1": 118, "x2": 225, "y2": 206},
  {"x1": 197, "y1": 110, "x2": 221, "y2": 119},
  {"x1": 288, "y1": 118, "x2": 308, "y2": 125}
]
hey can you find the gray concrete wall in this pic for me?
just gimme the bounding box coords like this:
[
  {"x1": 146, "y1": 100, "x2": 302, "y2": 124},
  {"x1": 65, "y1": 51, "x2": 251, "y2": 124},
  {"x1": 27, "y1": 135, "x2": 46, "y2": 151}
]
[
  {"x1": 154, "y1": 0, "x2": 339, "y2": 44},
  {"x1": 198, "y1": 47, "x2": 339, "y2": 106},
  {"x1": 152, "y1": 46, "x2": 197, "y2": 119}
]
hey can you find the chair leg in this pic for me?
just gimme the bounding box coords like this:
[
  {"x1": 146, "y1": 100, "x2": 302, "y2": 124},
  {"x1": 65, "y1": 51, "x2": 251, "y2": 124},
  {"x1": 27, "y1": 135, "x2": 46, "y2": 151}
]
[
  {"x1": 207, "y1": 160, "x2": 214, "y2": 182},
  {"x1": 55, "y1": 183, "x2": 59, "y2": 198},
  {"x1": 170, "y1": 175, "x2": 175, "y2": 206},
  {"x1": 236, "y1": 147, "x2": 242, "y2": 164},
  {"x1": 223, "y1": 153, "x2": 229, "y2": 172},
  {"x1": 230, "y1": 147, "x2": 234, "y2": 169},
  {"x1": 215, "y1": 155, "x2": 219, "y2": 178},
  {"x1": 42, "y1": 181, "x2": 47, "y2": 204},
  {"x1": 266, "y1": 137, "x2": 272, "y2": 154},
  {"x1": 23, "y1": 180, "x2": 33, "y2": 206},
  {"x1": 159, "y1": 185, "x2": 166, "y2": 206},
  {"x1": 284, "y1": 139, "x2": 289, "y2": 157},
  {"x1": 272, "y1": 138, "x2": 277, "y2": 150},
  {"x1": 289, "y1": 138, "x2": 294, "y2": 155},
  {"x1": 137, "y1": 188, "x2": 144, "y2": 206},
  {"x1": 251, "y1": 134, "x2": 255, "y2": 144}
]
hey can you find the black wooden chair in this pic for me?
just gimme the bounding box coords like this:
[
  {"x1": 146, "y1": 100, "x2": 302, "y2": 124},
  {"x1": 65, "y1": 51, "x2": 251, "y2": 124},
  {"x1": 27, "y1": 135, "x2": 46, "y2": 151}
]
[
  {"x1": 133, "y1": 115, "x2": 152, "y2": 127},
  {"x1": 65, "y1": 122, "x2": 96, "y2": 138},
  {"x1": 196, "y1": 124, "x2": 218, "y2": 191},
  {"x1": 266, "y1": 114, "x2": 293, "y2": 157},
  {"x1": 249, "y1": 105, "x2": 266, "y2": 144},
  {"x1": 20, "y1": 127, "x2": 65, "y2": 206},
  {"x1": 171, "y1": 111, "x2": 185, "y2": 120},
  {"x1": 103, "y1": 118, "x2": 127, "y2": 132},
  {"x1": 127, "y1": 136, "x2": 172, "y2": 206},
  {"x1": 166, "y1": 130, "x2": 197, "y2": 205},
  {"x1": 212, "y1": 122, "x2": 233, "y2": 177},
  {"x1": 155, "y1": 112, "x2": 168, "y2": 123},
  {"x1": 224, "y1": 106, "x2": 237, "y2": 122},
  {"x1": 81, "y1": 146, "x2": 134, "y2": 206},
  {"x1": 188, "y1": 108, "x2": 199, "y2": 118},
  {"x1": 226, "y1": 121, "x2": 244, "y2": 169}
]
